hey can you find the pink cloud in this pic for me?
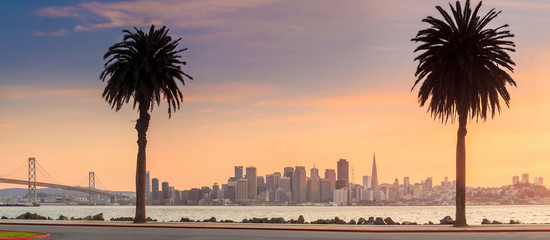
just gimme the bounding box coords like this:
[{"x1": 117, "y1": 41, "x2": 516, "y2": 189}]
[
  {"x1": 0, "y1": 86, "x2": 100, "y2": 100},
  {"x1": 32, "y1": 29, "x2": 67, "y2": 37}
]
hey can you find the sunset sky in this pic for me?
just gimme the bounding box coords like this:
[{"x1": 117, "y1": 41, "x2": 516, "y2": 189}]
[{"x1": 1, "y1": 0, "x2": 550, "y2": 191}]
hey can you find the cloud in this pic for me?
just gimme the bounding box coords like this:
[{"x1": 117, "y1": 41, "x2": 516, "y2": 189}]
[
  {"x1": 183, "y1": 81, "x2": 279, "y2": 103},
  {"x1": 32, "y1": 29, "x2": 67, "y2": 37}
]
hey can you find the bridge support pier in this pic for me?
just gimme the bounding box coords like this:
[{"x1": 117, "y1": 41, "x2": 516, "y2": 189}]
[
  {"x1": 89, "y1": 172, "x2": 95, "y2": 205},
  {"x1": 28, "y1": 157, "x2": 37, "y2": 204}
]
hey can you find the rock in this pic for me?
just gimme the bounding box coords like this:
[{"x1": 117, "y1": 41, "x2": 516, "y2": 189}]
[
  {"x1": 58, "y1": 215, "x2": 69, "y2": 221},
  {"x1": 482, "y1": 218, "x2": 491, "y2": 224},
  {"x1": 374, "y1": 217, "x2": 386, "y2": 225},
  {"x1": 146, "y1": 217, "x2": 157, "y2": 222},
  {"x1": 15, "y1": 212, "x2": 47, "y2": 220},
  {"x1": 402, "y1": 221, "x2": 418, "y2": 225},
  {"x1": 367, "y1": 217, "x2": 375, "y2": 225},
  {"x1": 47, "y1": 217, "x2": 53, "y2": 220},
  {"x1": 297, "y1": 215, "x2": 305, "y2": 224},
  {"x1": 348, "y1": 219, "x2": 356, "y2": 225},
  {"x1": 70, "y1": 217, "x2": 76, "y2": 220},
  {"x1": 492, "y1": 220, "x2": 502, "y2": 224},
  {"x1": 268, "y1": 217, "x2": 284, "y2": 224},
  {"x1": 203, "y1": 217, "x2": 216, "y2": 222},
  {"x1": 1, "y1": 216, "x2": 7, "y2": 219},
  {"x1": 510, "y1": 220, "x2": 520, "y2": 224},
  {"x1": 357, "y1": 217, "x2": 366, "y2": 225},
  {"x1": 180, "y1": 217, "x2": 192, "y2": 222},
  {"x1": 384, "y1": 217, "x2": 396, "y2": 225},
  {"x1": 252, "y1": 217, "x2": 266, "y2": 223},
  {"x1": 92, "y1": 213, "x2": 104, "y2": 221},
  {"x1": 439, "y1": 216, "x2": 454, "y2": 225},
  {"x1": 331, "y1": 217, "x2": 346, "y2": 224},
  {"x1": 83, "y1": 215, "x2": 93, "y2": 220},
  {"x1": 241, "y1": 218, "x2": 249, "y2": 223},
  {"x1": 428, "y1": 221, "x2": 434, "y2": 225},
  {"x1": 220, "y1": 219, "x2": 234, "y2": 223}
]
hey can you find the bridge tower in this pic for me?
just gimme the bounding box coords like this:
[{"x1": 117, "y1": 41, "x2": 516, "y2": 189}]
[
  {"x1": 89, "y1": 172, "x2": 95, "y2": 205},
  {"x1": 28, "y1": 157, "x2": 37, "y2": 204}
]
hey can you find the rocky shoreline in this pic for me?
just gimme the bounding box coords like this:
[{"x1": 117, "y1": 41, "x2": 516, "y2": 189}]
[{"x1": 1, "y1": 212, "x2": 522, "y2": 225}]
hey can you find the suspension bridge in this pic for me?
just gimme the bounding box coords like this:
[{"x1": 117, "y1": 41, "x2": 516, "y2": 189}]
[{"x1": 0, "y1": 157, "x2": 125, "y2": 204}]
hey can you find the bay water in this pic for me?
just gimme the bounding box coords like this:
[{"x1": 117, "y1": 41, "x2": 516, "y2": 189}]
[{"x1": 1, "y1": 205, "x2": 549, "y2": 225}]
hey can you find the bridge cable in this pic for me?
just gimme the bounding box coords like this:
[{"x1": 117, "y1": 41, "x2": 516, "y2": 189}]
[
  {"x1": 36, "y1": 161, "x2": 64, "y2": 185},
  {"x1": 95, "y1": 175, "x2": 108, "y2": 191},
  {"x1": 0, "y1": 160, "x2": 27, "y2": 178}
]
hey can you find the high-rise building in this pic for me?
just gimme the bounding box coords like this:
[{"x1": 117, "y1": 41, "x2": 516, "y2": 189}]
[
  {"x1": 236, "y1": 179, "x2": 248, "y2": 201},
  {"x1": 145, "y1": 171, "x2": 151, "y2": 199},
  {"x1": 307, "y1": 176, "x2": 320, "y2": 202},
  {"x1": 371, "y1": 154, "x2": 379, "y2": 191},
  {"x1": 363, "y1": 175, "x2": 371, "y2": 189},
  {"x1": 162, "y1": 181, "x2": 170, "y2": 201},
  {"x1": 403, "y1": 176, "x2": 410, "y2": 194},
  {"x1": 292, "y1": 166, "x2": 307, "y2": 202},
  {"x1": 523, "y1": 173, "x2": 530, "y2": 184},
  {"x1": 266, "y1": 173, "x2": 280, "y2": 201},
  {"x1": 513, "y1": 175, "x2": 519, "y2": 185},
  {"x1": 310, "y1": 166, "x2": 319, "y2": 178},
  {"x1": 320, "y1": 178, "x2": 332, "y2": 202},
  {"x1": 325, "y1": 169, "x2": 336, "y2": 194},
  {"x1": 245, "y1": 166, "x2": 257, "y2": 200},
  {"x1": 424, "y1": 177, "x2": 433, "y2": 191},
  {"x1": 283, "y1": 167, "x2": 294, "y2": 178},
  {"x1": 235, "y1": 166, "x2": 243, "y2": 179},
  {"x1": 257, "y1": 176, "x2": 266, "y2": 194},
  {"x1": 337, "y1": 159, "x2": 349, "y2": 187},
  {"x1": 212, "y1": 183, "x2": 219, "y2": 199},
  {"x1": 152, "y1": 178, "x2": 159, "y2": 200}
]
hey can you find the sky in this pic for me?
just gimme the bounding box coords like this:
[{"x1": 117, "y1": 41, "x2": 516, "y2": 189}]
[{"x1": 1, "y1": 0, "x2": 550, "y2": 191}]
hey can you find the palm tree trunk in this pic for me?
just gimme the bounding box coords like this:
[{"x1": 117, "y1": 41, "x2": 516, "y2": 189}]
[
  {"x1": 134, "y1": 103, "x2": 150, "y2": 223},
  {"x1": 454, "y1": 112, "x2": 468, "y2": 227}
]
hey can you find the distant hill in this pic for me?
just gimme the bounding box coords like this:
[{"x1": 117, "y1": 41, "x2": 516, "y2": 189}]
[{"x1": 0, "y1": 188, "x2": 134, "y2": 198}]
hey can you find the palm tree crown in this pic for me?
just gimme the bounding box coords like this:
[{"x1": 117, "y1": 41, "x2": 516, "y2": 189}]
[
  {"x1": 100, "y1": 25, "x2": 193, "y2": 117},
  {"x1": 411, "y1": 0, "x2": 516, "y2": 121}
]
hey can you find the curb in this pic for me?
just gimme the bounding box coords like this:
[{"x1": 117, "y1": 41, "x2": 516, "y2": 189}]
[
  {"x1": 2, "y1": 222, "x2": 550, "y2": 233},
  {"x1": 0, "y1": 231, "x2": 50, "y2": 240}
]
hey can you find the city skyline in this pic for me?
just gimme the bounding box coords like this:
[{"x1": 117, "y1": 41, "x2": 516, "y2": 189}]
[{"x1": 2, "y1": 1, "x2": 550, "y2": 191}]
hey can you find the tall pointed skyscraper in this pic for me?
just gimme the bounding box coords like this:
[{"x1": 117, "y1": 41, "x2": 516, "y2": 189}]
[{"x1": 371, "y1": 153, "x2": 378, "y2": 190}]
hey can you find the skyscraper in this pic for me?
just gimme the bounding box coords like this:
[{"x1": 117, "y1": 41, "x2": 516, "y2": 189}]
[
  {"x1": 522, "y1": 173, "x2": 529, "y2": 184},
  {"x1": 371, "y1": 154, "x2": 378, "y2": 191},
  {"x1": 337, "y1": 159, "x2": 349, "y2": 187},
  {"x1": 363, "y1": 175, "x2": 371, "y2": 189},
  {"x1": 310, "y1": 166, "x2": 319, "y2": 178},
  {"x1": 235, "y1": 166, "x2": 243, "y2": 179},
  {"x1": 283, "y1": 167, "x2": 294, "y2": 178},
  {"x1": 245, "y1": 166, "x2": 257, "y2": 200},
  {"x1": 152, "y1": 178, "x2": 159, "y2": 200},
  {"x1": 145, "y1": 171, "x2": 151, "y2": 198},
  {"x1": 325, "y1": 169, "x2": 336, "y2": 195},
  {"x1": 292, "y1": 166, "x2": 307, "y2": 202},
  {"x1": 162, "y1": 181, "x2": 170, "y2": 200},
  {"x1": 236, "y1": 179, "x2": 248, "y2": 201}
]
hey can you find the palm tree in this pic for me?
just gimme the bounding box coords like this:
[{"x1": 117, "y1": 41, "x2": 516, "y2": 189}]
[
  {"x1": 411, "y1": 0, "x2": 515, "y2": 227},
  {"x1": 100, "y1": 25, "x2": 192, "y2": 223}
]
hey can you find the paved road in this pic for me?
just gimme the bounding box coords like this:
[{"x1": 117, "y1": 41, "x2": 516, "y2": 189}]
[{"x1": 3, "y1": 224, "x2": 550, "y2": 240}]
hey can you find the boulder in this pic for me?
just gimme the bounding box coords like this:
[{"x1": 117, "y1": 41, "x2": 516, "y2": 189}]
[
  {"x1": 332, "y1": 217, "x2": 346, "y2": 224},
  {"x1": 220, "y1": 219, "x2": 234, "y2": 223},
  {"x1": 146, "y1": 217, "x2": 157, "y2": 222},
  {"x1": 297, "y1": 215, "x2": 305, "y2": 224},
  {"x1": 70, "y1": 217, "x2": 76, "y2": 221},
  {"x1": 482, "y1": 218, "x2": 491, "y2": 224},
  {"x1": 1, "y1": 216, "x2": 7, "y2": 219},
  {"x1": 252, "y1": 217, "x2": 267, "y2": 223},
  {"x1": 58, "y1": 215, "x2": 69, "y2": 221},
  {"x1": 92, "y1": 213, "x2": 104, "y2": 221},
  {"x1": 374, "y1": 217, "x2": 386, "y2": 225},
  {"x1": 510, "y1": 220, "x2": 520, "y2": 224},
  {"x1": 357, "y1": 217, "x2": 366, "y2": 225},
  {"x1": 268, "y1": 217, "x2": 284, "y2": 224},
  {"x1": 492, "y1": 220, "x2": 502, "y2": 224},
  {"x1": 384, "y1": 217, "x2": 397, "y2": 225},
  {"x1": 203, "y1": 217, "x2": 217, "y2": 222},
  {"x1": 241, "y1": 218, "x2": 249, "y2": 223},
  {"x1": 367, "y1": 217, "x2": 375, "y2": 225},
  {"x1": 348, "y1": 219, "x2": 356, "y2": 225},
  {"x1": 180, "y1": 217, "x2": 192, "y2": 222},
  {"x1": 15, "y1": 212, "x2": 47, "y2": 220},
  {"x1": 401, "y1": 221, "x2": 418, "y2": 225},
  {"x1": 439, "y1": 216, "x2": 454, "y2": 225},
  {"x1": 83, "y1": 215, "x2": 93, "y2": 220},
  {"x1": 428, "y1": 221, "x2": 434, "y2": 225}
]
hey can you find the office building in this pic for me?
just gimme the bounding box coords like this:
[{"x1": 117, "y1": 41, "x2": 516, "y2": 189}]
[
  {"x1": 320, "y1": 178, "x2": 332, "y2": 202},
  {"x1": 235, "y1": 166, "x2": 243, "y2": 179},
  {"x1": 363, "y1": 175, "x2": 371, "y2": 189},
  {"x1": 292, "y1": 166, "x2": 307, "y2": 202},
  {"x1": 310, "y1": 166, "x2": 319, "y2": 178},
  {"x1": 145, "y1": 171, "x2": 151, "y2": 199},
  {"x1": 513, "y1": 175, "x2": 519, "y2": 185},
  {"x1": 307, "y1": 176, "x2": 320, "y2": 203},
  {"x1": 245, "y1": 166, "x2": 257, "y2": 200},
  {"x1": 162, "y1": 181, "x2": 170, "y2": 201},
  {"x1": 337, "y1": 159, "x2": 349, "y2": 187},
  {"x1": 152, "y1": 178, "x2": 159, "y2": 200},
  {"x1": 236, "y1": 179, "x2": 248, "y2": 201},
  {"x1": 522, "y1": 173, "x2": 529, "y2": 184},
  {"x1": 325, "y1": 169, "x2": 336, "y2": 195},
  {"x1": 371, "y1": 154, "x2": 379, "y2": 190}
]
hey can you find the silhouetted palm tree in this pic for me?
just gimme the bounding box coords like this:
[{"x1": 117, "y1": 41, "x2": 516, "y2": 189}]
[
  {"x1": 100, "y1": 25, "x2": 192, "y2": 223},
  {"x1": 411, "y1": 0, "x2": 515, "y2": 227}
]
